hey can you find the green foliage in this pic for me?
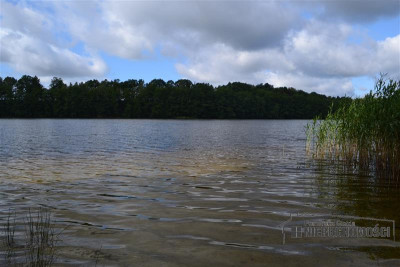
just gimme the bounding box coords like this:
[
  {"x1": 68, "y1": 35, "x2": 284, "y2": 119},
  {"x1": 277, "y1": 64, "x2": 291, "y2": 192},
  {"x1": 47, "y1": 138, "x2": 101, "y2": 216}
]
[
  {"x1": 0, "y1": 75, "x2": 345, "y2": 119},
  {"x1": 307, "y1": 75, "x2": 400, "y2": 182}
]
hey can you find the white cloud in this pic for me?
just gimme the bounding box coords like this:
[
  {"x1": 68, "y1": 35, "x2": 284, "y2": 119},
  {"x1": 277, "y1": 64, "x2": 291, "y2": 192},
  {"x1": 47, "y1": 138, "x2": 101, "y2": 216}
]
[
  {"x1": 376, "y1": 35, "x2": 400, "y2": 79},
  {"x1": 176, "y1": 20, "x2": 399, "y2": 95},
  {"x1": 284, "y1": 21, "x2": 372, "y2": 78},
  {"x1": 50, "y1": 0, "x2": 153, "y2": 59},
  {"x1": 175, "y1": 43, "x2": 357, "y2": 96},
  {"x1": 0, "y1": 1, "x2": 107, "y2": 79},
  {"x1": 265, "y1": 72, "x2": 354, "y2": 96},
  {"x1": 0, "y1": 0, "x2": 54, "y2": 42},
  {"x1": 175, "y1": 44, "x2": 294, "y2": 85},
  {"x1": 0, "y1": 28, "x2": 107, "y2": 78}
]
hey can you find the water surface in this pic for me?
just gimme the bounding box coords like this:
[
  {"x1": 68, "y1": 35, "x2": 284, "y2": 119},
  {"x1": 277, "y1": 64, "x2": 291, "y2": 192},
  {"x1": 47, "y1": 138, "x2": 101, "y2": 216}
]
[{"x1": 0, "y1": 120, "x2": 399, "y2": 266}]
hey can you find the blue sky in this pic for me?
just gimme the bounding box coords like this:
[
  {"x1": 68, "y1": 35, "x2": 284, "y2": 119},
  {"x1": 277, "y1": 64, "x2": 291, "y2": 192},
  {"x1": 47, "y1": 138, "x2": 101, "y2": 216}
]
[
  {"x1": 102, "y1": 50, "x2": 181, "y2": 83},
  {"x1": 0, "y1": 0, "x2": 399, "y2": 96}
]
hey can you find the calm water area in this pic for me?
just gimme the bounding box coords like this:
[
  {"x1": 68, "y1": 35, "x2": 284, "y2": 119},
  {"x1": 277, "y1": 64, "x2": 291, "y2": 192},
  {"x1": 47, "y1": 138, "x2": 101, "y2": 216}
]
[{"x1": 0, "y1": 119, "x2": 399, "y2": 266}]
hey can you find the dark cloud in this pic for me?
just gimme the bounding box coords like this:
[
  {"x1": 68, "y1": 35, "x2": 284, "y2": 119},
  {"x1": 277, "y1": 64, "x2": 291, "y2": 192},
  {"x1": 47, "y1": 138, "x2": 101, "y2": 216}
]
[
  {"x1": 322, "y1": 0, "x2": 400, "y2": 23},
  {"x1": 102, "y1": 1, "x2": 300, "y2": 51}
]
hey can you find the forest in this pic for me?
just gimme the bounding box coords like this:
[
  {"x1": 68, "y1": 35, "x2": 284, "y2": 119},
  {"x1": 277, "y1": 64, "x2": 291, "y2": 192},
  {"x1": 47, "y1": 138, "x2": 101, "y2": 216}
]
[{"x1": 0, "y1": 75, "x2": 346, "y2": 119}]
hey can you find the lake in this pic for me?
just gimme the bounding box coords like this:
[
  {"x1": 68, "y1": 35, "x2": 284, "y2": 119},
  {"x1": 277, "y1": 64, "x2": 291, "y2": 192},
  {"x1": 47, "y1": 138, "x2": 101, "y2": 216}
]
[{"x1": 0, "y1": 119, "x2": 399, "y2": 266}]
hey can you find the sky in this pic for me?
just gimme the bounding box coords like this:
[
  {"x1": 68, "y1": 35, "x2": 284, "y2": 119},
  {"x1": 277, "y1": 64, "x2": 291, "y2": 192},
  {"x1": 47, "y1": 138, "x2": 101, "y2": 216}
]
[{"x1": 0, "y1": 0, "x2": 399, "y2": 96}]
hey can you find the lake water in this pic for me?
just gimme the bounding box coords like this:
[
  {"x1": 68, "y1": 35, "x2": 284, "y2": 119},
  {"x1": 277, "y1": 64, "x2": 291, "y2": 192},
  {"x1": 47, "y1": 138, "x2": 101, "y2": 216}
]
[{"x1": 0, "y1": 119, "x2": 399, "y2": 266}]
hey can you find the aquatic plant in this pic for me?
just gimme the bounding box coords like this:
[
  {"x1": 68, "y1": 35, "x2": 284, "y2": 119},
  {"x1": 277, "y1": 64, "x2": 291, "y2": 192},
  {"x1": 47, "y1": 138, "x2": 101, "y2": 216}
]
[
  {"x1": 3, "y1": 210, "x2": 17, "y2": 264},
  {"x1": 25, "y1": 208, "x2": 58, "y2": 267},
  {"x1": 306, "y1": 75, "x2": 400, "y2": 183},
  {"x1": 1, "y1": 208, "x2": 59, "y2": 266}
]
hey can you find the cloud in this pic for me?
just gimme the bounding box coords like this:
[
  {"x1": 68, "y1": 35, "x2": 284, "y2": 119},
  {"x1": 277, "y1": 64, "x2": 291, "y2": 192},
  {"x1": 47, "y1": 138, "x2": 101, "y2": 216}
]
[
  {"x1": 49, "y1": 0, "x2": 153, "y2": 60},
  {"x1": 265, "y1": 72, "x2": 354, "y2": 96},
  {"x1": 321, "y1": 0, "x2": 400, "y2": 23},
  {"x1": 0, "y1": 1, "x2": 107, "y2": 79},
  {"x1": 284, "y1": 20, "x2": 392, "y2": 78},
  {"x1": 175, "y1": 44, "x2": 357, "y2": 96},
  {"x1": 175, "y1": 44, "x2": 294, "y2": 84},
  {"x1": 176, "y1": 20, "x2": 400, "y2": 96},
  {"x1": 107, "y1": 1, "x2": 299, "y2": 50},
  {"x1": 0, "y1": 28, "x2": 107, "y2": 78},
  {"x1": 0, "y1": 0, "x2": 53, "y2": 42},
  {"x1": 376, "y1": 35, "x2": 400, "y2": 79},
  {"x1": 51, "y1": 0, "x2": 300, "y2": 60},
  {"x1": 0, "y1": 0, "x2": 399, "y2": 95}
]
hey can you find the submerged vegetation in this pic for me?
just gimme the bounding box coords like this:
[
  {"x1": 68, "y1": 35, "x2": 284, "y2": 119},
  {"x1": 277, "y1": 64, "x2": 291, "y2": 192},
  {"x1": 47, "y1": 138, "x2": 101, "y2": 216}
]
[
  {"x1": 307, "y1": 76, "x2": 400, "y2": 183},
  {"x1": 1, "y1": 208, "x2": 59, "y2": 266},
  {"x1": 0, "y1": 75, "x2": 344, "y2": 119}
]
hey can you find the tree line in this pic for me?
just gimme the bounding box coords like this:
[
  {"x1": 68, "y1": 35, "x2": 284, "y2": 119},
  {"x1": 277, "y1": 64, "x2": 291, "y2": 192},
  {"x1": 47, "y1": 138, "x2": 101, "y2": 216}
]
[{"x1": 0, "y1": 75, "x2": 346, "y2": 119}]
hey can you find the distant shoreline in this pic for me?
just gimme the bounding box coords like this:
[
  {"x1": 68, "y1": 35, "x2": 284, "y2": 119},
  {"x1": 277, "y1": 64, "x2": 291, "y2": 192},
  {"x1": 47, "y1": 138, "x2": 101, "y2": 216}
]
[{"x1": 1, "y1": 75, "x2": 347, "y2": 119}]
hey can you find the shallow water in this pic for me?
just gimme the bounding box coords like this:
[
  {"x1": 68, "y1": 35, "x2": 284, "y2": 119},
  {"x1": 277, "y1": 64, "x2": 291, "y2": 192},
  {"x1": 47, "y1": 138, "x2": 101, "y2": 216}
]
[{"x1": 0, "y1": 119, "x2": 399, "y2": 266}]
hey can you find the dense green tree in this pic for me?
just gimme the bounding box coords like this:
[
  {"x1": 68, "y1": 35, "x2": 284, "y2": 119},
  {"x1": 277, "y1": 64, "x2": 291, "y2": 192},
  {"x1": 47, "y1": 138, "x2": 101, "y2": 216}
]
[
  {"x1": 0, "y1": 75, "x2": 348, "y2": 119},
  {"x1": 0, "y1": 77, "x2": 17, "y2": 117},
  {"x1": 14, "y1": 75, "x2": 46, "y2": 117}
]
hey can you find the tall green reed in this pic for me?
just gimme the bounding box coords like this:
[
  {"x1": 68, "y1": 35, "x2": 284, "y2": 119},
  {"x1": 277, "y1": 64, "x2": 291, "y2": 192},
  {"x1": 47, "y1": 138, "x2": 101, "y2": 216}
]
[{"x1": 306, "y1": 75, "x2": 400, "y2": 183}]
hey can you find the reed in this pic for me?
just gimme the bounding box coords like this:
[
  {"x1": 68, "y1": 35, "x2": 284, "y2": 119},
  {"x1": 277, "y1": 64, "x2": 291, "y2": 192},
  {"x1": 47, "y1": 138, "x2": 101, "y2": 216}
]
[
  {"x1": 1, "y1": 208, "x2": 59, "y2": 266},
  {"x1": 306, "y1": 75, "x2": 400, "y2": 183},
  {"x1": 24, "y1": 208, "x2": 58, "y2": 267},
  {"x1": 3, "y1": 211, "x2": 17, "y2": 265}
]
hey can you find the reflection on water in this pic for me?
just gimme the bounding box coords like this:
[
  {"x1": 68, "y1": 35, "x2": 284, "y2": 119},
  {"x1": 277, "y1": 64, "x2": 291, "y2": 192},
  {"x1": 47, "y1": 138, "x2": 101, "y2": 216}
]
[{"x1": 0, "y1": 119, "x2": 399, "y2": 266}]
